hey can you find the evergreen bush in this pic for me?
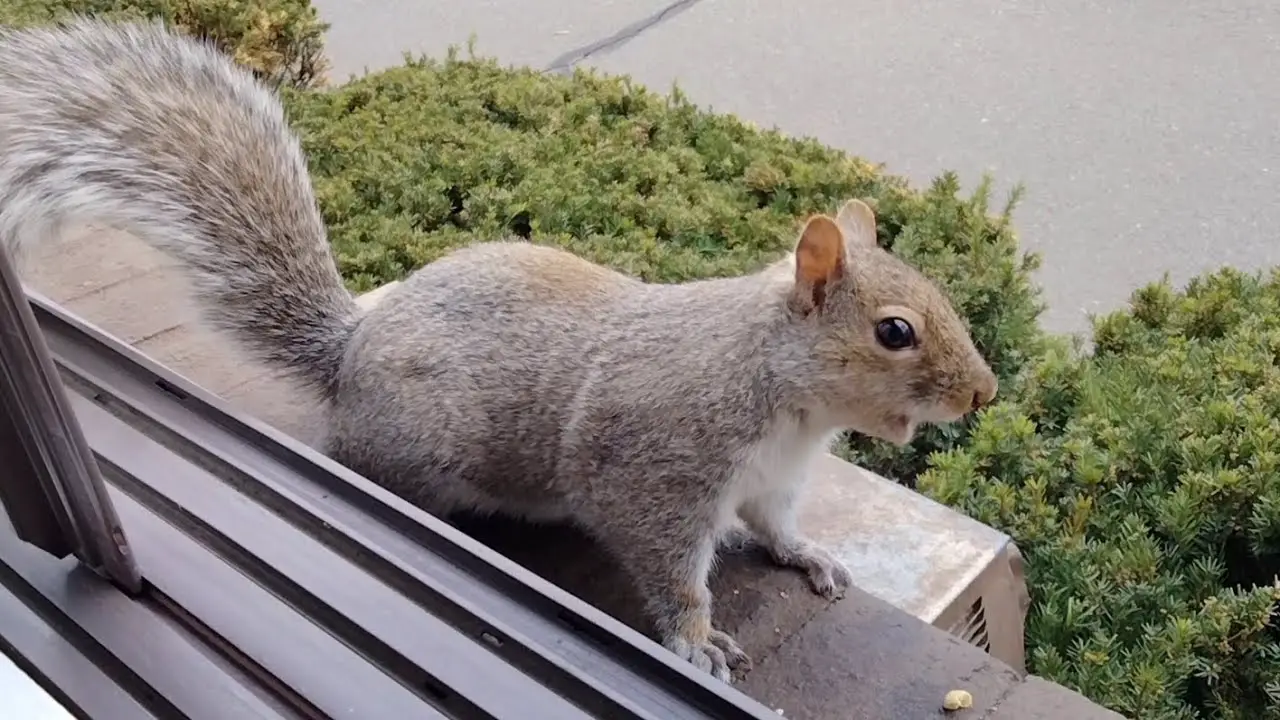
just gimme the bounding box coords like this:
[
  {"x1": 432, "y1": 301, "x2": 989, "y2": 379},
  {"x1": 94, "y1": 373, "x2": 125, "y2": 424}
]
[
  {"x1": 1, "y1": 0, "x2": 329, "y2": 88},
  {"x1": 920, "y1": 269, "x2": 1280, "y2": 718}
]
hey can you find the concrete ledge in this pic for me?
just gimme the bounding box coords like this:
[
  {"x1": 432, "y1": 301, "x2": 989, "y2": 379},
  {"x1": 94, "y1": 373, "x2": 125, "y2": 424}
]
[{"x1": 988, "y1": 676, "x2": 1125, "y2": 719}]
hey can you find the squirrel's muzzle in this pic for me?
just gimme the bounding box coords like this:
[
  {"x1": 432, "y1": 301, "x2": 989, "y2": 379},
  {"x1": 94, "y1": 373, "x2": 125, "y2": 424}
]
[{"x1": 969, "y1": 366, "x2": 999, "y2": 412}]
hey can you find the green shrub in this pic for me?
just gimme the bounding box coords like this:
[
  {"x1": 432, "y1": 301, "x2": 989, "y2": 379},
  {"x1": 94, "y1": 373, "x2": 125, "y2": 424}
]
[
  {"x1": 280, "y1": 52, "x2": 1046, "y2": 476},
  {"x1": 919, "y1": 269, "x2": 1280, "y2": 719},
  {"x1": 1, "y1": 0, "x2": 329, "y2": 88}
]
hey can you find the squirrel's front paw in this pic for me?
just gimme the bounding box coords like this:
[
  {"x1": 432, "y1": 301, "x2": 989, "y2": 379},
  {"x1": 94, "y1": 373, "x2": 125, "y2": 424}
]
[
  {"x1": 665, "y1": 628, "x2": 752, "y2": 683},
  {"x1": 771, "y1": 540, "x2": 854, "y2": 600}
]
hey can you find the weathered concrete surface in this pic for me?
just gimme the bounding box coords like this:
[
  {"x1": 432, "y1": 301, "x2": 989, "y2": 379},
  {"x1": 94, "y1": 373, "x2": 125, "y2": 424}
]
[
  {"x1": 313, "y1": 0, "x2": 1280, "y2": 336},
  {"x1": 989, "y1": 675, "x2": 1128, "y2": 720},
  {"x1": 805, "y1": 454, "x2": 1019, "y2": 624}
]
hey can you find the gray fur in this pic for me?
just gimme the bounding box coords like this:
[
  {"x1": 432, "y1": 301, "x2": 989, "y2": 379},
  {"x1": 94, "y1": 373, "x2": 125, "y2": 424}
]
[
  {"x1": 0, "y1": 18, "x2": 356, "y2": 393},
  {"x1": 0, "y1": 19, "x2": 999, "y2": 683}
]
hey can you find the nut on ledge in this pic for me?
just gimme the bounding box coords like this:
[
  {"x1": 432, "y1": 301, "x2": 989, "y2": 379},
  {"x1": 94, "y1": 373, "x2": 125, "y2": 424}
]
[{"x1": 943, "y1": 689, "x2": 974, "y2": 712}]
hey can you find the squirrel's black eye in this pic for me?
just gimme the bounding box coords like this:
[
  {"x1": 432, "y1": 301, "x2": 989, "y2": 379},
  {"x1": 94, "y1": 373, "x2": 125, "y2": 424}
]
[{"x1": 875, "y1": 317, "x2": 916, "y2": 351}]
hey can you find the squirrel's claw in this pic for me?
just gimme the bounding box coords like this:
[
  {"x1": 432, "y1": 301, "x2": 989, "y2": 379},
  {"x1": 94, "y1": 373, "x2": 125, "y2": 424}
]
[
  {"x1": 808, "y1": 557, "x2": 854, "y2": 600},
  {"x1": 666, "y1": 627, "x2": 751, "y2": 684},
  {"x1": 709, "y1": 629, "x2": 752, "y2": 673},
  {"x1": 768, "y1": 539, "x2": 854, "y2": 601}
]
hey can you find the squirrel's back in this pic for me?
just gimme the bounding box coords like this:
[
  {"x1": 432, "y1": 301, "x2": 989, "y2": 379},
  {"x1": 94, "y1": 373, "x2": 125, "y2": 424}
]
[{"x1": 0, "y1": 18, "x2": 357, "y2": 392}]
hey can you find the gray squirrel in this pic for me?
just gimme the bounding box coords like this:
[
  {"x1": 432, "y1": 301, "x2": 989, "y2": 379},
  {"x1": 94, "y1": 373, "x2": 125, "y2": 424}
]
[{"x1": 0, "y1": 19, "x2": 998, "y2": 682}]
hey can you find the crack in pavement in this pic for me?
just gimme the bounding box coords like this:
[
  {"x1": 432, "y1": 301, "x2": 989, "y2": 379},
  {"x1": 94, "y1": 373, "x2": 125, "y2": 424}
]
[{"x1": 544, "y1": 0, "x2": 704, "y2": 75}]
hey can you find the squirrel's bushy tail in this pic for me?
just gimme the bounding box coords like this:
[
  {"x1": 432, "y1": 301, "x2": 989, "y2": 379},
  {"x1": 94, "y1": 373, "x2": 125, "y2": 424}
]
[{"x1": 0, "y1": 18, "x2": 358, "y2": 395}]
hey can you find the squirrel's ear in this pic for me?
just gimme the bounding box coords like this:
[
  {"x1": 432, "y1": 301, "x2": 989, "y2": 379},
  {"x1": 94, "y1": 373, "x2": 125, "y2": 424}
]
[
  {"x1": 835, "y1": 199, "x2": 879, "y2": 250},
  {"x1": 791, "y1": 215, "x2": 846, "y2": 313}
]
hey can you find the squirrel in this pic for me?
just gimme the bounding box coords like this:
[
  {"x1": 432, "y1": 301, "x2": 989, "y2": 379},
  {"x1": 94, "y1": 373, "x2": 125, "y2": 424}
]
[{"x1": 0, "y1": 19, "x2": 999, "y2": 682}]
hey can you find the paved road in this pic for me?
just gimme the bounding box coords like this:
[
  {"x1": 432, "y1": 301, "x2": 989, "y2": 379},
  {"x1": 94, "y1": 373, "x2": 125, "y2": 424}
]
[{"x1": 315, "y1": 0, "x2": 1280, "y2": 334}]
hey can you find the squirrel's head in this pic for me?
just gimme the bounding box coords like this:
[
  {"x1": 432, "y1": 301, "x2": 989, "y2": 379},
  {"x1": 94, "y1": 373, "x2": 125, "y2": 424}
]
[{"x1": 782, "y1": 199, "x2": 998, "y2": 446}]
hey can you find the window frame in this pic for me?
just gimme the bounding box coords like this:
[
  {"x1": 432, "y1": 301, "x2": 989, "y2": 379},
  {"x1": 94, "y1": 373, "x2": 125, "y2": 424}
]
[{"x1": 0, "y1": 243, "x2": 140, "y2": 592}]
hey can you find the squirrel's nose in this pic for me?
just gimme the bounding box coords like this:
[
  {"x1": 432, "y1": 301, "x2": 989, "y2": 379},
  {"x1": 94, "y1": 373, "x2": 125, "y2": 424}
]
[{"x1": 971, "y1": 368, "x2": 998, "y2": 411}]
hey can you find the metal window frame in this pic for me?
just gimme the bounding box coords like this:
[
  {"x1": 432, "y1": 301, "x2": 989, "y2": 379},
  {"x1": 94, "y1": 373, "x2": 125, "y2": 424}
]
[
  {"x1": 0, "y1": 244, "x2": 140, "y2": 592},
  {"x1": 0, "y1": 279, "x2": 782, "y2": 718}
]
